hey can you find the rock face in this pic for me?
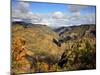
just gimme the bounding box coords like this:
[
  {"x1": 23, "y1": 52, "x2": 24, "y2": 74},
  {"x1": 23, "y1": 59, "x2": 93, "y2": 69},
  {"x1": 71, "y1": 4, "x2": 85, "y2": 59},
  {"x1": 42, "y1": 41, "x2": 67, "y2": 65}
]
[
  {"x1": 55, "y1": 25, "x2": 95, "y2": 38},
  {"x1": 55, "y1": 24, "x2": 96, "y2": 70},
  {"x1": 12, "y1": 22, "x2": 96, "y2": 74}
]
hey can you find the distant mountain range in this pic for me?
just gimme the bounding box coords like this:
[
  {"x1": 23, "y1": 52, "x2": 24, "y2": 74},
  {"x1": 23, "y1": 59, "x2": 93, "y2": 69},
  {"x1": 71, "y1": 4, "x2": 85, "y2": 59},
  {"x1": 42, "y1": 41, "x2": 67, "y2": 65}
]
[
  {"x1": 12, "y1": 21, "x2": 96, "y2": 49},
  {"x1": 12, "y1": 21, "x2": 96, "y2": 53},
  {"x1": 55, "y1": 24, "x2": 96, "y2": 39}
]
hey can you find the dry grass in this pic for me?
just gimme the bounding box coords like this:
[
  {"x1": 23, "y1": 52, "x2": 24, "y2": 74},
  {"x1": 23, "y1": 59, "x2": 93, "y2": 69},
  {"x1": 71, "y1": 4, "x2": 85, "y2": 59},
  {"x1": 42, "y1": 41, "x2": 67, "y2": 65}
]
[{"x1": 11, "y1": 24, "x2": 96, "y2": 74}]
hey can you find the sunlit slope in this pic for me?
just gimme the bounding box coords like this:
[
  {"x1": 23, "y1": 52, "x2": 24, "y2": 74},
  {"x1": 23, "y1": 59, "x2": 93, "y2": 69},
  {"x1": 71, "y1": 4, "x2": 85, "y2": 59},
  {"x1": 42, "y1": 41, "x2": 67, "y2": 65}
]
[{"x1": 12, "y1": 24, "x2": 65, "y2": 62}]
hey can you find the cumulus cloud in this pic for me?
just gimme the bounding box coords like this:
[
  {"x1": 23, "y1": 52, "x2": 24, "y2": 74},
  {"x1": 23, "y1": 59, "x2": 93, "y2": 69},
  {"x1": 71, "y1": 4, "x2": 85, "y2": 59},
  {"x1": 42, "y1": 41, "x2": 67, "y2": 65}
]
[
  {"x1": 12, "y1": 1, "x2": 42, "y2": 23},
  {"x1": 52, "y1": 11, "x2": 65, "y2": 19},
  {"x1": 16, "y1": 2, "x2": 30, "y2": 13},
  {"x1": 66, "y1": 5, "x2": 96, "y2": 25},
  {"x1": 68, "y1": 5, "x2": 89, "y2": 13},
  {"x1": 37, "y1": 19, "x2": 51, "y2": 25},
  {"x1": 68, "y1": 13, "x2": 95, "y2": 25},
  {"x1": 12, "y1": 2, "x2": 30, "y2": 20}
]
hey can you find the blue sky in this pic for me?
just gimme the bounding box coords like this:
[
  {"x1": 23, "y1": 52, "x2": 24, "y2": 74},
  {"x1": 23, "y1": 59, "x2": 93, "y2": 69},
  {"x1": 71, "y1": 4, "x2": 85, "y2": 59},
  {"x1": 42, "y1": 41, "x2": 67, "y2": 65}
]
[
  {"x1": 12, "y1": 0, "x2": 95, "y2": 14},
  {"x1": 12, "y1": 0, "x2": 96, "y2": 27}
]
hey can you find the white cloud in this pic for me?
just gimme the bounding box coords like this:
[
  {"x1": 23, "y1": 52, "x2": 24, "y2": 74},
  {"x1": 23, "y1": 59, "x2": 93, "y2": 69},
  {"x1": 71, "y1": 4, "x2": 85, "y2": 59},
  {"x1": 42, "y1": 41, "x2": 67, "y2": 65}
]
[
  {"x1": 12, "y1": 2, "x2": 30, "y2": 20},
  {"x1": 68, "y1": 13, "x2": 95, "y2": 25},
  {"x1": 12, "y1": 2, "x2": 41, "y2": 23},
  {"x1": 52, "y1": 11, "x2": 65, "y2": 19},
  {"x1": 85, "y1": 13, "x2": 96, "y2": 24},
  {"x1": 67, "y1": 5, "x2": 93, "y2": 25},
  {"x1": 73, "y1": 12, "x2": 81, "y2": 16},
  {"x1": 16, "y1": 2, "x2": 30, "y2": 13},
  {"x1": 67, "y1": 5, "x2": 96, "y2": 25},
  {"x1": 68, "y1": 5, "x2": 89, "y2": 13},
  {"x1": 37, "y1": 19, "x2": 51, "y2": 25}
]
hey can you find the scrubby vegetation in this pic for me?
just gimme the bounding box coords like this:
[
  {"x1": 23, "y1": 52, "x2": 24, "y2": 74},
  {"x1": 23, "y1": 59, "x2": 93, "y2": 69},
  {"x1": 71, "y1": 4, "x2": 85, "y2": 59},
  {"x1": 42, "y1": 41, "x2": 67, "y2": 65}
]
[
  {"x1": 11, "y1": 23, "x2": 96, "y2": 74},
  {"x1": 57, "y1": 39, "x2": 96, "y2": 70}
]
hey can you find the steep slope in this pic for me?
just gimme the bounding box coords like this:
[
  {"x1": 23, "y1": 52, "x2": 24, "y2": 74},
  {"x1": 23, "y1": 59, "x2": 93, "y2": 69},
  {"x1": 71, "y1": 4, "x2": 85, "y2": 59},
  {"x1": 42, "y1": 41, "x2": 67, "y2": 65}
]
[
  {"x1": 54, "y1": 24, "x2": 96, "y2": 41},
  {"x1": 54, "y1": 24, "x2": 96, "y2": 70},
  {"x1": 12, "y1": 23, "x2": 65, "y2": 74}
]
